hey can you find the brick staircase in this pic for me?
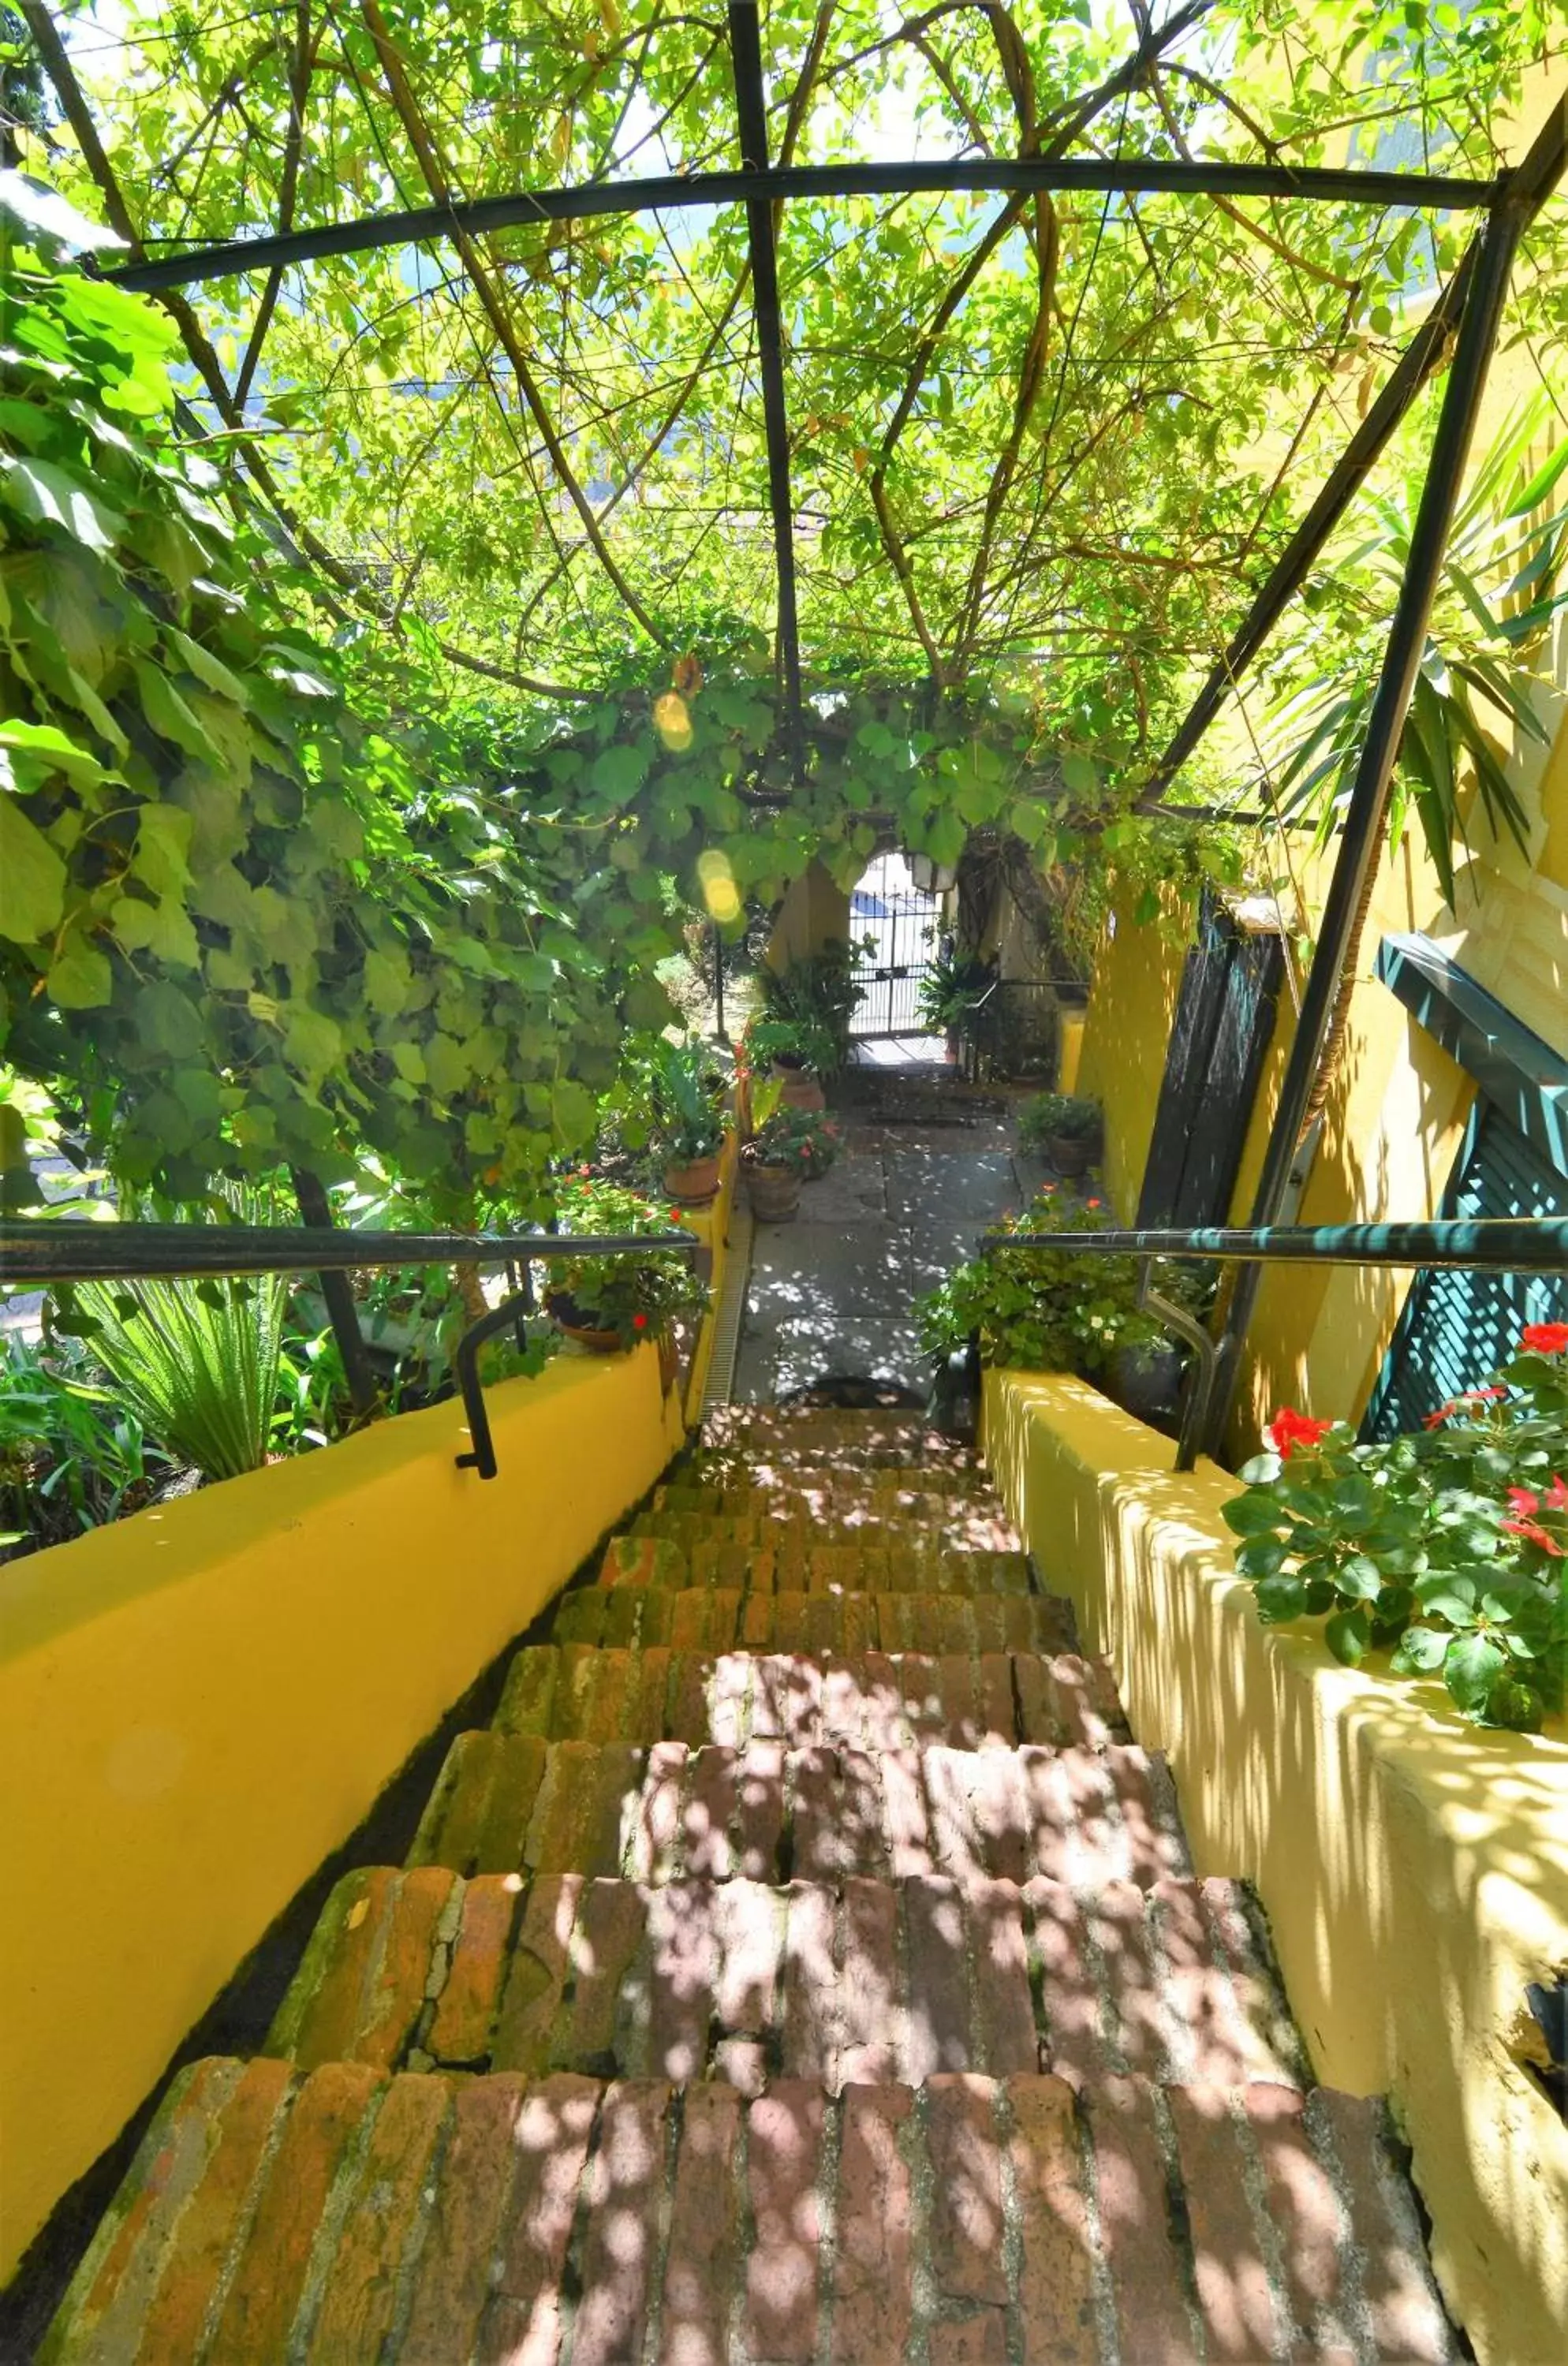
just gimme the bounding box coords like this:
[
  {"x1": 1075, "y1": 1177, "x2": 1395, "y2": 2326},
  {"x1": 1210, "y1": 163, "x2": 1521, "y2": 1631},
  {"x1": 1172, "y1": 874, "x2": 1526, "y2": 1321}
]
[{"x1": 45, "y1": 1409, "x2": 1457, "y2": 2363}]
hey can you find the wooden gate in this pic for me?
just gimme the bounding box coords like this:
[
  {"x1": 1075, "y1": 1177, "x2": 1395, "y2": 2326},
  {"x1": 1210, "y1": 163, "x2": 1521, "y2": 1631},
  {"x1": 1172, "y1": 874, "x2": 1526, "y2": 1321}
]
[{"x1": 1136, "y1": 893, "x2": 1286, "y2": 1228}]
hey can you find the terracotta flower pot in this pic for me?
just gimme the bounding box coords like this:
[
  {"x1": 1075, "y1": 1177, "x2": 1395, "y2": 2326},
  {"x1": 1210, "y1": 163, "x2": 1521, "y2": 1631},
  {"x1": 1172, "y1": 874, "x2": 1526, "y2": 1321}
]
[
  {"x1": 771, "y1": 1058, "x2": 825, "y2": 1114},
  {"x1": 544, "y1": 1291, "x2": 623, "y2": 1353},
  {"x1": 663, "y1": 1153, "x2": 722, "y2": 1206},
  {"x1": 1048, "y1": 1133, "x2": 1094, "y2": 1177},
  {"x1": 745, "y1": 1159, "x2": 801, "y2": 1222}
]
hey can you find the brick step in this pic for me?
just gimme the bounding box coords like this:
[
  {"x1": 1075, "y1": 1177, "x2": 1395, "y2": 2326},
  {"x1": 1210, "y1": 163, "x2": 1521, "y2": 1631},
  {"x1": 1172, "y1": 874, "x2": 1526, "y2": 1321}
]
[
  {"x1": 496, "y1": 1641, "x2": 1112, "y2": 1749},
  {"x1": 408, "y1": 1735, "x2": 1188, "y2": 1887},
  {"x1": 657, "y1": 1478, "x2": 1012, "y2": 1530},
  {"x1": 270, "y1": 1866, "x2": 1307, "y2": 2093},
  {"x1": 629, "y1": 1504, "x2": 1028, "y2": 1570},
  {"x1": 700, "y1": 1405, "x2": 978, "y2": 1461},
  {"x1": 47, "y1": 2061, "x2": 1456, "y2": 2365},
  {"x1": 600, "y1": 1534, "x2": 1037, "y2": 1600},
  {"x1": 552, "y1": 1584, "x2": 1076, "y2": 1660},
  {"x1": 686, "y1": 1456, "x2": 987, "y2": 1502}
]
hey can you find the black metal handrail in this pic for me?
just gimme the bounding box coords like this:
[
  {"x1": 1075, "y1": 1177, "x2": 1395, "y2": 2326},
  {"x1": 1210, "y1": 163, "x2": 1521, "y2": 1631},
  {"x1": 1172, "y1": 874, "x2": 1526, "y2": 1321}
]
[
  {"x1": 981, "y1": 1215, "x2": 1568, "y2": 1468},
  {"x1": 0, "y1": 1218, "x2": 699, "y2": 1483},
  {"x1": 0, "y1": 1219, "x2": 695, "y2": 1285}
]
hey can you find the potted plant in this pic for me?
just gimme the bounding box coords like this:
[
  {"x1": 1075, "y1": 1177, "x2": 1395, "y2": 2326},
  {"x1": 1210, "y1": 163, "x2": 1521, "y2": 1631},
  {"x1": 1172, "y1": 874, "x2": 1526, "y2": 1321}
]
[
  {"x1": 917, "y1": 948, "x2": 995, "y2": 1062},
  {"x1": 1020, "y1": 1091, "x2": 1102, "y2": 1177},
  {"x1": 756, "y1": 944, "x2": 861, "y2": 1080},
  {"x1": 914, "y1": 1186, "x2": 1176, "y2": 1378},
  {"x1": 640, "y1": 1037, "x2": 729, "y2": 1204},
  {"x1": 743, "y1": 1015, "x2": 827, "y2": 1112},
  {"x1": 741, "y1": 1106, "x2": 840, "y2": 1222},
  {"x1": 546, "y1": 1175, "x2": 707, "y2": 1352}
]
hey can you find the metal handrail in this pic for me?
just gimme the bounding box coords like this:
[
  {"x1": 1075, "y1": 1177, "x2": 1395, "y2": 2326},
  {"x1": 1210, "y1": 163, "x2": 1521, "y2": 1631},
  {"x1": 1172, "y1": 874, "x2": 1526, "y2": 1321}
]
[
  {"x1": 0, "y1": 1218, "x2": 700, "y2": 1483},
  {"x1": 980, "y1": 1215, "x2": 1568, "y2": 1468},
  {"x1": 0, "y1": 1219, "x2": 696, "y2": 1285}
]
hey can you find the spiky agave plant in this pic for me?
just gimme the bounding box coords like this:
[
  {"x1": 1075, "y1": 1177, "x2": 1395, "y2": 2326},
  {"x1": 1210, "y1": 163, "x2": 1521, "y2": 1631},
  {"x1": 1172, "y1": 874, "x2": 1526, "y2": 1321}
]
[
  {"x1": 73, "y1": 1193, "x2": 286, "y2": 1482},
  {"x1": 1260, "y1": 397, "x2": 1568, "y2": 909}
]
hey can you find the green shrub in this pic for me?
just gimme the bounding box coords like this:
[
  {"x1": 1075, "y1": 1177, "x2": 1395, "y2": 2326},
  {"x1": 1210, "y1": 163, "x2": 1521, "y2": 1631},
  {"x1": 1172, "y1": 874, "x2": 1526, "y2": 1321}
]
[
  {"x1": 916, "y1": 1185, "x2": 1181, "y2": 1374},
  {"x1": 756, "y1": 943, "x2": 861, "y2": 1076},
  {"x1": 0, "y1": 1334, "x2": 167, "y2": 1558},
  {"x1": 637, "y1": 1037, "x2": 728, "y2": 1165},
  {"x1": 1018, "y1": 1092, "x2": 1102, "y2": 1148},
  {"x1": 548, "y1": 1175, "x2": 707, "y2": 1345},
  {"x1": 917, "y1": 950, "x2": 993, "y2": 1034},
  {"x1": 1221, "y1": 1325, "x2": 1568, "y2": 1730}
]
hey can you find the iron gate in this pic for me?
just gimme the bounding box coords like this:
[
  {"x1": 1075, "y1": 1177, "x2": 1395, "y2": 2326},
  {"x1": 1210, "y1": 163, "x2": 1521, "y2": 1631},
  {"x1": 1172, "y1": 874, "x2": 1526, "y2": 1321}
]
[{"x1": 848, "y1": 887, "x2": 942, "y2": 1037}]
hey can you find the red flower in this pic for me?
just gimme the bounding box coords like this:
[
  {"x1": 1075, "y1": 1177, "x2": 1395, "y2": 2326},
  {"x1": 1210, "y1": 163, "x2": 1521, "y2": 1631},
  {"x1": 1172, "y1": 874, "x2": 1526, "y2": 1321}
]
[
  {"x1": 1085, "y1": 1197, "x2": 1102, "y2": 1210},
  {"x1": 1503, "y1": 1516, "x2": 1565, "y2": 1556},
  {"x1": 1424, "y1": 1384, "x2": 1508, "y2": 1428},
  {"x1": 1546, "y1": 1476, "x2": 1568, "y2": 1511},
  {"x1": 1507, "y1": 1487, "x2": 1540, "y2": 1517},
  {"x1": 632, "y1": 1312, "x2": 648, "y2": 1331},
  {"x1": 1521, "y1": 1322, "x2": 1568, "y2": 1355},
  {"x1": 1265, "y1": 1407, "x2": 1333, "y2": 1460}
]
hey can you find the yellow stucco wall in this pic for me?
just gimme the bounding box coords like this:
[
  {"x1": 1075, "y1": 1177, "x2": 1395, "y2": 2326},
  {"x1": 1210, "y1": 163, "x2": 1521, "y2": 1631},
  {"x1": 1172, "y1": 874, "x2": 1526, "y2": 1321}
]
[
  {"x1": 0, "y1": 1345, "x2": 685, "y2": 2282},
  {"x1": 1077, "y1": 677, "x2": 1568, "y2": 1447},
  {"x1": 984, "y1": 1370, "x2": 1568, "y2": 2366},
  {"x1": 764, "y1": 856, "x2": 853, "y2": 971},
  {"x1": 1073, "y1": 888, "x2": 1194, "y2": 1221}
]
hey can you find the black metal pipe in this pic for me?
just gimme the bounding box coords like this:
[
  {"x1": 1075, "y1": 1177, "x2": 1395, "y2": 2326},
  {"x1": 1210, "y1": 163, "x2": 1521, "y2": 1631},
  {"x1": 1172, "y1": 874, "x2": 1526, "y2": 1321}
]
[
  {"x1": 105, "y1": 158, "x2": 1498, "y2": 296},
  {"x1": 289, "y1": 1167, "x2": 379, "y2": 1419},
  {"x1": 0, "y1": 1221, "x2": 698, "y2": 1286},
  {"x1": 984, "y1": 1218, "x2": 1568, "y2": 1268},
  {"x1": 452, "y1": 1288, "x2": 537, "y2": 1480},
  {"x1": 728, "y1": 1, "x2": 803, "y2": 750},
  {"x1": 1192, "y1": 112, "x2": 1568, "y2": 1460}
]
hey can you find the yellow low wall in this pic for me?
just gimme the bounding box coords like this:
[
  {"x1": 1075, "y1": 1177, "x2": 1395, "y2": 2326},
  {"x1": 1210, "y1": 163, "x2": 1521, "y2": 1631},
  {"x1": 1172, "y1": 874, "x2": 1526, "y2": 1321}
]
[
  {"x1": 0, "y1": 1344, "x2": 684, "y2": 2282},
  {"x1": 984, "y1": 1369, "x2": 1568, "y2": 2366}
]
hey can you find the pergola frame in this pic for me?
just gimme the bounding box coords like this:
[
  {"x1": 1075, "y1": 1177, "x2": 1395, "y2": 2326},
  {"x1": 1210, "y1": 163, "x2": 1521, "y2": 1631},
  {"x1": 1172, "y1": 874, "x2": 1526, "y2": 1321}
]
[{"x1": 52, "y1": 7, "x2": 1568, "y2": 1446}]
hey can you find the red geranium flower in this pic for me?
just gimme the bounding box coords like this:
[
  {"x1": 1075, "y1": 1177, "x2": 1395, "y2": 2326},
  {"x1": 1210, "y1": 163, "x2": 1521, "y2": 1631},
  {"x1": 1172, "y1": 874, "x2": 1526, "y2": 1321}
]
[
  {"x1": 632, "y1": 1312, "x2": 648, "y2": 1331},
  {"x1": 1546, "y1": 1475, "x2": 1568, "y2": 1511},
  {"x1": 1085, "y1": 1197, "x2": 1102, "y2": 1210},
  {"x1": 1521, "y1": 1322, "x2": 1568, "y2": 1355},
  {"x1": 1507, "y1": 1487, "x2": 1540, "y2": 1517},
  {"x1": 1266, "y1": 1407, "x2": 1333, "y2": 1460},
  {"x1": 1503, "y1": 1515, "x2": 1566, "y2": 1556},
  {"x1": 1424, "y1": 1384, "x2": 1508, "y2": 1427}
]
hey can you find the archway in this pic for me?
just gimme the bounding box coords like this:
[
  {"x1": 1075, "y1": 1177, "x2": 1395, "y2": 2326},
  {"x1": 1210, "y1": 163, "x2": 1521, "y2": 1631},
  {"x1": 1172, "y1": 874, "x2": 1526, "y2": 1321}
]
[{"x1": 846, "y1": 852, "x2": 945, "y2": 1060}]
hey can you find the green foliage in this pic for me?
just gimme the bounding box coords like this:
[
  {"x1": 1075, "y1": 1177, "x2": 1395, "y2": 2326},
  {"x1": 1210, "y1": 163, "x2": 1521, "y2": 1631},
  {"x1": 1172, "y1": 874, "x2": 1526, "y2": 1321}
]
[
  {"x1": 547, "y1": 1174, "x2": 707, "y2": 1345},
  {"x1": 1261, "y1": 403, "x2": 1568, "y2": 909},
  {"x1": 1018, "y1": 1092, "x2": 1102, "y2": 1148},
  {"x1": 0, "y1": 1331, "x2": 166, "y2": 1557},
  {"x1": 917, "y1": 1185, "x2": 1182, "y2": 1373},
  {"x1": 73, "y1": 1241, "x2": 287, "y2": 1481},
  {"x1": 917, "y1": 950, "x2": 994, "y2": 1034},
  {"x1": 744, "y1": 1107, "x2": 841, "y2": 1179},
  {"x1": 1223, "y1": 1342, "x2": 1568, "y2": 1731},
  {"x1": 629, "y1": 1036, "x2": 728, "y2": 1166},
  {"x1": 756, "y1": 944, "x2": 862, "y2": 1078}
]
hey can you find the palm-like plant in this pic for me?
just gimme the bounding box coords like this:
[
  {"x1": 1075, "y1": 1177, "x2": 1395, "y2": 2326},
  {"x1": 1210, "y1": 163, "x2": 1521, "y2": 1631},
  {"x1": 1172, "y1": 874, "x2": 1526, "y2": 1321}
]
[
  {"x1": 73, "y1": 1194, "x2": 287, "y2": 1481},
  {"x1": 1260, "y1": 401, "x2": 1568, "y2": 909}
]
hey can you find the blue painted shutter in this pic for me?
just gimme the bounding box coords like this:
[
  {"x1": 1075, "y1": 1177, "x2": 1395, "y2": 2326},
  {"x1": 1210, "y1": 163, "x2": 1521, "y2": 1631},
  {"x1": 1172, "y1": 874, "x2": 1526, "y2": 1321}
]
[{"x1": 1362, "y1": 1103, "x2": 1568, "y2": 1439}]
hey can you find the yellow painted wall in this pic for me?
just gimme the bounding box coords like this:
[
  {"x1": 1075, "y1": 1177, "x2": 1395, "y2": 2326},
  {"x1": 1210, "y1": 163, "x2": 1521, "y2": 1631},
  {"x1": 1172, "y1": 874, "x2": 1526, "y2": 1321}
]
[
  {"x1": 765, "y1": 856, "x2": 853, "y2": 972},
  {"x1": 683, "y1": 1128, "x2": 739, "y2": 1422},
  {"x1": 1073, "y1": 887, "x2": 1197, "y2": 1220},
  {"x1": 0, "y1": 1345, "x2": 685, "y2": 2282},
  {"x1": 984, "y1": 1370, "x2": 1568, "y2": 2366}
]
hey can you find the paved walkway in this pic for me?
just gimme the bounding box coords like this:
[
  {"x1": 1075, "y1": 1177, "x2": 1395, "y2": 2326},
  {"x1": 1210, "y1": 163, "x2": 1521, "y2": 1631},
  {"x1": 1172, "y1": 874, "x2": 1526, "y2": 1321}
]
[{"x1": 734, "y1": 1074, "x2": 1034, "y2": 1403}]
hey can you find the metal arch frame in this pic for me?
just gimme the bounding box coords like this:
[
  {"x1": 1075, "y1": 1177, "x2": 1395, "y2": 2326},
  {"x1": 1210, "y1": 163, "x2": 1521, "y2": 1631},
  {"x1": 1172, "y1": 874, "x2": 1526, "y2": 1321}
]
[{"x1": 66, "y1": 22, "x2": 1568, "y2": 1456}]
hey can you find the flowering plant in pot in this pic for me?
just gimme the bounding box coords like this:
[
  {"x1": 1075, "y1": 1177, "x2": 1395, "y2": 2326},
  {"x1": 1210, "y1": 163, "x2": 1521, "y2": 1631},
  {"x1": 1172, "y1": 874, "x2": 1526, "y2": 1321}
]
[
  {"x1": 1019, "y1": 1092, "x2": 1102, "y2": 1177},
  {"x1": 546, "y1": 1175, "x2": 707, "y2": 1349},
  {"x1": 741, "y1": 1100, "x2": 841, "y2": 1222},
  {"x1": 1220, "y1": 1323, "x2": 1568, "y2": 1730}
]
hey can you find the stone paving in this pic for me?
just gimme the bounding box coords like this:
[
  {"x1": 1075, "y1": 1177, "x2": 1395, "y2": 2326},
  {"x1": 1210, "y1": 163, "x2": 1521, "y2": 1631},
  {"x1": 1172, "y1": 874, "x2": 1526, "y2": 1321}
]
[
  {"x1": 734, "y1": 1080, "x2": 1031, "y2": 1402},
  {"x1": 46, "y1": 1408, "x2": 1458, "y2": 2363}
]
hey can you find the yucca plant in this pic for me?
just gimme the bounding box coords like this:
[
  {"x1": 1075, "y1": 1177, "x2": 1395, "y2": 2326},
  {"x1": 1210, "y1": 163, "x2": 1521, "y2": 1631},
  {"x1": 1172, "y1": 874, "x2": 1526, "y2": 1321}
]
[
  {"x1": 1261, "y1": 400, "x2": 1568, "y2": 908},
  {"x1": 71, "y1": 1196, "x2": 287, "y2": 1482}
]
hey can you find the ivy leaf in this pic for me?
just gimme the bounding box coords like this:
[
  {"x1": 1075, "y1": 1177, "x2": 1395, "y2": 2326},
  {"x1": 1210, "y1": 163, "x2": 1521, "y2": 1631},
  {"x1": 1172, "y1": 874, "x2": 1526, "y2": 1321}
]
[
  {"x1": 0, "y1": 718, "x2": 109, "y2": 787},
  {"x1": 1, "y1": 455, "x2": 125, "y2": 553},
  {"x1": 47, "y1": 942, "x2": 112, "y2": 1007},
  {"x1": 164, "y1": 626, "x2": 249, "y2": 708},
  {"x1": 0, "y1": 786, "x2": 69, "y2": 942},
  {"x1": 133, "y1": 804, "x2": 196, "y2": 898},
  {"x1": 133, "y1": 662, "x2": 223, "y2": 766}
]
